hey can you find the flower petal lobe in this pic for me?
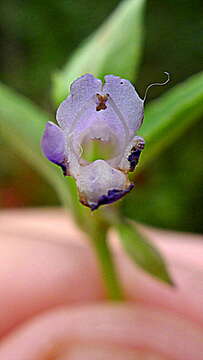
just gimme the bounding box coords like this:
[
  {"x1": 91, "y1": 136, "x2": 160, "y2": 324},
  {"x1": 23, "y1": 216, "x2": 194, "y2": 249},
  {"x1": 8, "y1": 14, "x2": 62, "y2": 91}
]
[
  {"x1": 56, "y1": 74, "x2": 102, "y2": 131},
  {"x1": 41, "y1": 121, "x2": 66, "y2": 170},
  {"x1": 103, "y1": 75, "x2": 144, "y2": 134}
]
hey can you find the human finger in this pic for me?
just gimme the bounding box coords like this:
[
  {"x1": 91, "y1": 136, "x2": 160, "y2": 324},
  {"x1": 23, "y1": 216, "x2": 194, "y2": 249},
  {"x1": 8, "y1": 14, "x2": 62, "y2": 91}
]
[{"x1": 0, "y1": 304, "x2": 202, "y2": 360}]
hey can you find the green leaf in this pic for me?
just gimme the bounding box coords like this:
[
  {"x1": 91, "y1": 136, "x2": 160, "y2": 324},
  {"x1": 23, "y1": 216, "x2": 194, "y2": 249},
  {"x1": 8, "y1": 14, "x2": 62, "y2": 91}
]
[
  {"x1": 117, "y1": 221, "x2": 174, "y2": 285},
  {"x1": 52, "y1": 0, "x2": 146, "y2": 104},
  {"x1": 138, "y1": 71, "x2": 203, "y2": 168},
  {"x1": 0, "y1": 83, "x2": 70, "y2": 208}
]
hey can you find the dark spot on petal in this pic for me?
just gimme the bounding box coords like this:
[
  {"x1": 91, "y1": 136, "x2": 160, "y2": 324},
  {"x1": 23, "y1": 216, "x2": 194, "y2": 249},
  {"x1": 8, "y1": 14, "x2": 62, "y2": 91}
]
[
  {"x1": 90, "y1": 184, "x2": 134, "y2": 211},
  {"x1": 61, "y1": 163, "x2": 68, "y2": 176},
  {"x1": 120, "y1": 81, "x2": 123, "y2": 84},
  {"x1": 128, "y1": 140, "x2": 145, "y2": 172},
  {"x1": 50, "y1": 159, "x2": 68, "y2": 176},
  {"x1": 128, "y1": 149, "x2": 142, "y2": 172}
]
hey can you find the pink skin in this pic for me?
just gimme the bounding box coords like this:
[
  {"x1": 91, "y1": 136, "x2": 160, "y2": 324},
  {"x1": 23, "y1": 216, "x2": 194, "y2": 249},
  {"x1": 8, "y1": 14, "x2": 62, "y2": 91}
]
[{"x1": 0, "y1": 209, "x2": 203, "y2": 359}]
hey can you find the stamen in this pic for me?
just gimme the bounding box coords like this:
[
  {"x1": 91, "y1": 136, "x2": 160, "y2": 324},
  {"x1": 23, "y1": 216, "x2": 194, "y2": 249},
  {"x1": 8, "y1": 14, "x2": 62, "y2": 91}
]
[
  {"x1": 143, "y1": 72, "x2": 170, "y2": 102},
  {"x1": 96, "y1": 94, "x2": 108, "y2": 111}
]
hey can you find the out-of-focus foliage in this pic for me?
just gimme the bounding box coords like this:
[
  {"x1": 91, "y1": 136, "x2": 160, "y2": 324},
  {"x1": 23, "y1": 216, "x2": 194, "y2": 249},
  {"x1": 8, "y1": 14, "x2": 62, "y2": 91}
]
[
  {"x1": 52, "y1": 0, "x2": 145, "y2": 104},
  {"x1": 0, "y1": 84, "x2": 70, "y2": 208},
  {"x1": 0, "y1": 0, "x2": 120, "y2": 106},
  {"x1": 123, "y1": 119, "x2": 203, "y2": 231},
  {"x1": 0, "y1": 0, "x2": 203, "y2": 233},
  {"x1": 139, "y1": 71, "x2": 203, "y2": 167}
]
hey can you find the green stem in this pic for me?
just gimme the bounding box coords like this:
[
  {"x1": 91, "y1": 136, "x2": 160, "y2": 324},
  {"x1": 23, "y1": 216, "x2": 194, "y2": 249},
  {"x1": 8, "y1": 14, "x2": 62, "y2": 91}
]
[
  {"x1": 63, "y1": 178, "x2": 124, "y2": 300},
  {"x1": 90, "y1": 227, "x2": 124, "y2": 301}
]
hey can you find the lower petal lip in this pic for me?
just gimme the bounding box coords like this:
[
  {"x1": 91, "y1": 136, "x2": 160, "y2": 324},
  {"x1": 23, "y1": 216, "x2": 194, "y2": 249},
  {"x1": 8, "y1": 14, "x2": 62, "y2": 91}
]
[{"x1": 86, "y1": 184, "x2": 134, "y2": 211}]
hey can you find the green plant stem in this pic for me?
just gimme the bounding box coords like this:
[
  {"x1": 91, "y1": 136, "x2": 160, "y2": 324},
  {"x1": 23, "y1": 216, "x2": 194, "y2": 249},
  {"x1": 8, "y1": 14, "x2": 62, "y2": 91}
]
[
  {"x1": 63, "y1": 179, "x2": 124, "y2": 300},
  {"x1": 90, "y1": 227, "x2": 124, "y2": 301}
]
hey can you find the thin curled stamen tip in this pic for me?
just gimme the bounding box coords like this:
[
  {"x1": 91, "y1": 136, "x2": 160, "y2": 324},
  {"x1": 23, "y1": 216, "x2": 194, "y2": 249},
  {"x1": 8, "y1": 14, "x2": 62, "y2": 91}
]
[{"x1": 144, "y1": 71, "x2": 170, "y2": 102}]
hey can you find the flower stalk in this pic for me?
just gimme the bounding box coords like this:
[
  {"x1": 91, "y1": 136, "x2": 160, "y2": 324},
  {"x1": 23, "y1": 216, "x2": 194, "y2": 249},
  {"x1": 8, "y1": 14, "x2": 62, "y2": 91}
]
[
  {"x1": 41, "y1": 73, "x2": 147, "y2": 300},
  {"x1": 88, "y1": 215, "x2": 124, "y2": 301},
  {"x1": 63, "y1": 179, "x2": 124, "y2": 301}
]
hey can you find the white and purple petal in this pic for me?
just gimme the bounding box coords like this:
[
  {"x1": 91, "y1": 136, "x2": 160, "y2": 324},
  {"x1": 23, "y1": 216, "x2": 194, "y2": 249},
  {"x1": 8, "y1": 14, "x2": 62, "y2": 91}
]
[
  {"x1": 103, "y1": 75, "x2": 144, "y2": 134},
  {"x1": 90, "y1": 185, "x2": 134, "y2": 211},
  {"x1": 56, "y1": 74, "x2": 102, "y2": 131},
  {"x1": 41, "y1": 121, "x2": 67, "y2": 173},
  {"x1": 42, "y1": 73, "x2": 145, "y2": 210},
  {"x1": 76, "y1": 160, "x2": 132, "y2": 210},
  {"x1": 119, "y1": 136, "x2": 145, "y2": 172}
]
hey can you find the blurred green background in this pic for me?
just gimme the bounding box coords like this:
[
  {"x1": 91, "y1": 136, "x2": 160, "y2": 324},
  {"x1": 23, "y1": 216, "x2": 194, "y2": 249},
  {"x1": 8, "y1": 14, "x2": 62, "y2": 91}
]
[{"x1": 0, "y1": 0, "x2": 202, "y2": 233}]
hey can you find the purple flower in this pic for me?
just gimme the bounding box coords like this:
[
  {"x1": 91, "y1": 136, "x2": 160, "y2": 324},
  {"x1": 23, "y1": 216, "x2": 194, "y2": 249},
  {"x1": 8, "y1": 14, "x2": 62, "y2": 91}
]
[{"x1": 41, "y1": 74, "x2": 145, "y2": 210}]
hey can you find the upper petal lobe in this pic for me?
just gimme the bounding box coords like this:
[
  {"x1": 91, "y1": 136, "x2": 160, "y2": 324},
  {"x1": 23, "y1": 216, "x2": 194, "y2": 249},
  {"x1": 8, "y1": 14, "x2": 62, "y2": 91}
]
[
  {"x1": 103, "y1": 75, "x2": 144, "y2": 134},
  {"x1": 56, "y1": 74, "x2": 102, "y2": 131}
]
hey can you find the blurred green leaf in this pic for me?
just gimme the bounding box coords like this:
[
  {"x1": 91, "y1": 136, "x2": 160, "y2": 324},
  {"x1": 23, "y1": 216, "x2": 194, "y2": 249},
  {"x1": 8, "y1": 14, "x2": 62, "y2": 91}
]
[
  {"x1": 52, "y1": 0, "x2": 145, "y2": 104},
  {"x1": 117, "y1": 221, "x2": 174, "y2": 285},
  {"x1": 0, "y1": 83, "x2": 70, "y2": 208},
  {"x1": 138, "y1": 71, "x2": 203, "y2": 167}
]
